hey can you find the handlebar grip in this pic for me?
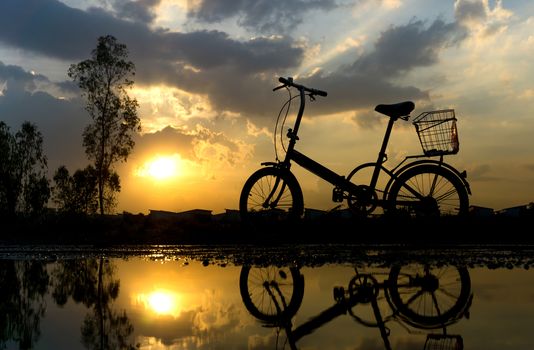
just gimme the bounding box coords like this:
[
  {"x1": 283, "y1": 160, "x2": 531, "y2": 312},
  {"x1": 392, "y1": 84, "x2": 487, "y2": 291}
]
[
  {"x1": 279, "y1": 77, "x2": 291, "y2": 85},
  {"x1": 312, "y1": 88, "x2": 327, "y2": 97},
  {"x1": 277, "y1": 76, "x2": 327, "y2": 97}
]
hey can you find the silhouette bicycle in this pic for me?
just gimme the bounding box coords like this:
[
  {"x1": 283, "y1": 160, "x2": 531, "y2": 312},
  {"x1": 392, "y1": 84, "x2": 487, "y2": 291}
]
[
  {"x1": 240, "y1": 263, "x2": 473, "y2": 350},
  {"x1": 240, "y1": 77, "x2": 471, "y2": 222}
]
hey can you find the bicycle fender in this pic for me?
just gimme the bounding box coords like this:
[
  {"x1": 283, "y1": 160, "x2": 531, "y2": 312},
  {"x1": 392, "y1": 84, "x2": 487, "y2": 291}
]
[
  {"x1": 256, "y1": 163, "x2": 304, "y2": 195},
  {"x1": 385, "y1": 160, "x2": 471, "y2": 195}
]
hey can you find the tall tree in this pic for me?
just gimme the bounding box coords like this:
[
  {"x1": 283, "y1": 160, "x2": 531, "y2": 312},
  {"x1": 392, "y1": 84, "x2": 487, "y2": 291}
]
[
  {"x1": 68, "y1": 35, "x2": 141, "y2": 215},
  {"x1": 0, "y1": 121, "x2": 50, "y2": 218}
]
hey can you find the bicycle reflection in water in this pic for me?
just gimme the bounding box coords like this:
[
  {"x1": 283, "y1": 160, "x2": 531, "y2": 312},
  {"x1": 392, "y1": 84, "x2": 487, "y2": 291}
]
[{"x1": 240, "y1": 263, "x2": 473, "y2": 350}]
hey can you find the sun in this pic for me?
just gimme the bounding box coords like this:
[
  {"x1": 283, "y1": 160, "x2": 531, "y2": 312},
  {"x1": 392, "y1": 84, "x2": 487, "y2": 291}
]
[
  {"x1": 136, "y1": 154, "x2": 182, "y2": 181},
  {"x1": 148, "y1": 157, "x2": 176, "y2": 179}
]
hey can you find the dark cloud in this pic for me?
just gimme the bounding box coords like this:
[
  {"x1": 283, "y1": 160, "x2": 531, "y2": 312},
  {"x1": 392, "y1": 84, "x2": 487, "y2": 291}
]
[
  {"x1": 0, "y1": 82, "x2": 88, "y2": 174},
  {"x1": 0, "y1": 0, "x2": 465, "y2": 127},
  {"x1": 0, "y1": 0, "x2": 303, "y2": 119},
  {"x1": 0, "y1": 0, "x2": 302, "y2": 71},
  {"x1": 292, "y1": 17, "x2": 464, "y2": 119},
  {"x1": 454, "y1": 0, "x2": 487, "y2": 25},
  {"x1": 351, "y1": 18, "x2": 461, "y2": 77},
  {"x1": 0, "y1": 0, "x2": 139, "y2": 60},
  {"x1": 112, "y1": 0, "x2": 161, "y2": 23},
  {"x1": 0, "y1": 61, "x2": 49, "y2": 90},
  {"x1": 187, "y1": 0, "x2": 338, "y2": 34}
]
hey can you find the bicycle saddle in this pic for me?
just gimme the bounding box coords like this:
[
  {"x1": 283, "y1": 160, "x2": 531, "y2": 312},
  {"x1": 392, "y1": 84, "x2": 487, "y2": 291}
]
[{"x1": 375, "y1": 101, "x2": 415, "y2": 118}]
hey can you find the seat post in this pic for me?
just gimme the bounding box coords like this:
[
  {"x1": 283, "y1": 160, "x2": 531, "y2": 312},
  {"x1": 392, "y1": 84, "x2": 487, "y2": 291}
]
[{"x1": 370, "y1": 116, "x2": 396, "y2": 189}]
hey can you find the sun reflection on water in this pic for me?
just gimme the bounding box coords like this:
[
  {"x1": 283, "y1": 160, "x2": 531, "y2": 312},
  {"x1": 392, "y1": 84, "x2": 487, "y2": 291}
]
[{"x1": 135, "y1": 289, "x2": 182, "y2": 317}]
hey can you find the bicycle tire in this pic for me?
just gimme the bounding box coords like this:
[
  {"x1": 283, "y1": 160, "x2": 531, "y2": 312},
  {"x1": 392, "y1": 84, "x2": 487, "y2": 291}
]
[
  {"x1": 387, "y1": 164, "x2": 469, "y2": 217},
  {"x1": 239, "y1": 266, "x2": 305, "y2": 322},
  {"x1": 239, "y1": 167, "x2": 304, "y2": 224},
  {"x1": 387, "y1": 264, "x2": 471, "y2": 328}
]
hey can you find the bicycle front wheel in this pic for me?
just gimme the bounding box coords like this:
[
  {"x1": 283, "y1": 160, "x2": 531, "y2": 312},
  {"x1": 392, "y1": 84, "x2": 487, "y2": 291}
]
[
  {"x1": 387, "y1": 165, "x2": 468, "y2": 217},
  {"x1": 239, "y1": 265, "x2": 305, "y2": 322},
  {"x1": 239, "y1": 167, "x2": 304, "y2": 223}
]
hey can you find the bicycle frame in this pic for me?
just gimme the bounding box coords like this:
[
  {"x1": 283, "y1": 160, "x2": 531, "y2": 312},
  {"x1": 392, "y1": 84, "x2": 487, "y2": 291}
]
[
  {"x1": 254, "y1": 267, "x2": 471, "y2": 350},
  {"x1": 275, "y1": 84, "x2": 463, "y2": 208}
]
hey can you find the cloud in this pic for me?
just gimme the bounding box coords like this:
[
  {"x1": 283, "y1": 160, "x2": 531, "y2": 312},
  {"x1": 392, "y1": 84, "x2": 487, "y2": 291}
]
[
  {"x1": 0, "y1": 81, "x2": 88, "y2": 173},
  {"x1": 468, "y1": 163, "x2": 502, "y2": 181},
  {"x1": 454, "y1": 0, "x2": 487, "y2": 25},
  {"x1": 0, "y1": 1, "x2": 467, "y2": 127},
  {"x1": 0, "y1": 0, "x2": 302, "y2": 71},
  {"x1": 351, "y1": 18, "x2": 461, "y2": 77},
  {"x1": 187, "y1": 0, "x2": 338, "y2": 34},
  {"x1": 133, "y1": 124, "x2": 254, "y2": 173},
  {"x1": 0, "y1": 61, "x2": 49, "y2": 91},
  {"x1": 0, "y1": 0, "x2": 305, "y2": 121},
  {"x1": 296, "y1": 17, "x2": 463, "y2": 116},
  {"x1": 111, "y1": 0, "x2": 162, "y2": 24},
  {"x1": 454, "y1": 0, "x2": 513, "y2": 37}
]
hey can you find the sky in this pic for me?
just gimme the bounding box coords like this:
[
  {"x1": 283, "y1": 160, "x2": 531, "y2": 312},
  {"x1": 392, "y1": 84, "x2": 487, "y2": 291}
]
[{"x1": 0, "y1": 0, "x2": 533, "y2": 214}]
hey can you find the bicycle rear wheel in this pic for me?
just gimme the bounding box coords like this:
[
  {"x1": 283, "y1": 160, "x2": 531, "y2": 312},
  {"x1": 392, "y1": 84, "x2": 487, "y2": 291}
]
[
  {"x1": 239, "y1": 167, "x2": 304, "y2": 223},
  {"x1": 387, "y1": 164, "x2": 468, "y2": 217},
  {"x1": 387, "y1": 264, "x2": 471, "y2": 328}
]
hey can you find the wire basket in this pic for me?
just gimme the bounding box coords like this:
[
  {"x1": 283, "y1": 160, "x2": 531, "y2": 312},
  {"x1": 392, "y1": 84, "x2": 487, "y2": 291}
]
[
  {"x1": 423, "y1": 334, "x2": 464, "y2": 350},
  {"x1": 413, "y1": 109, "x2": 459, "y2": 156}
]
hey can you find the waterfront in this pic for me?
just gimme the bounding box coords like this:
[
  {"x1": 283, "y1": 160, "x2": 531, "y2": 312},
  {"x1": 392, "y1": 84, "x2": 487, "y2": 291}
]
[{"x1": 1, "y1": 245, "x2": 534, "y2": 349}]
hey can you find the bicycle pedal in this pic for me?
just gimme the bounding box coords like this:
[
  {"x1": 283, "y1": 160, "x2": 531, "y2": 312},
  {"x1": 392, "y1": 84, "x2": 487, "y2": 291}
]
[
  {"x1": 333, "y1": 286, "x2": 345, "y2": 302},
  {"x1": 332, "y1": 187, "x2": 344, "y2": 202}
]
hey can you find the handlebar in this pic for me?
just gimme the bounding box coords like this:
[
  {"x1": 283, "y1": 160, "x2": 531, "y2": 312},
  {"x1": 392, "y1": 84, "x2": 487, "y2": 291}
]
[{"x1": 274, "y1": 77, "x2": 328, "y2": 97}]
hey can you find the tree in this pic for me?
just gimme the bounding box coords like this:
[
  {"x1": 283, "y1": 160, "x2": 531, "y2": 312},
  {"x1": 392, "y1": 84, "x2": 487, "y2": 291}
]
[
  {"x1": 51, "y1": 258, "x2": 136, "y2": 349},
  {"x1": 52, "y1": 165, "x2": 99, "y2": 214},
  {"x1": 0, "y1": 121, "x2": 50, "y2": 218},
  {"x1": 68, "y1": 35, "x2": 141, "y2": 215}
]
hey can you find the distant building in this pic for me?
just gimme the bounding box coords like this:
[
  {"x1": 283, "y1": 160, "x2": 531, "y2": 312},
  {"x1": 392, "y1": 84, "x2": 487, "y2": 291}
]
[
  {"x1": 149, "y1": 209, "x2": 213, "y2": 222},
  {"x1": 469, "y1": 205, "x2": 494, "y2": 217},
  {"x1": 304, "y1": 208, "x2": 327, "y2": 220},
  {"x1": 213, "y1": 209, "x2": 240, "y2": 222},
  {"x1": 495, "y1": 204, "x2": 532, "y2": 217},
  {"x1": 149, "y1": 209, "x2": 180, "y2": 220},
  {"x1": 175, "y1": 209, "x2": 213, "y2": 222}
]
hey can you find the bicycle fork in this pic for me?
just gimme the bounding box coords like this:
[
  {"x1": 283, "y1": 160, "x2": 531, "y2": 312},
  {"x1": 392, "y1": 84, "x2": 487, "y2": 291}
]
[{"x1": 262, "y1": 175, "x2": 288, "y2": 209}]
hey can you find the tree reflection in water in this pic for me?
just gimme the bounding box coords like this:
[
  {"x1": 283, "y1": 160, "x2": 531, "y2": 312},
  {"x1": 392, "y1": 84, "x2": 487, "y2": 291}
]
[
  {"x1": 51, "y1": 257, "x2": 136, "y2": 350},
  {"x1": 0, "y1": 260, "x2": 49, "y2": 350}
]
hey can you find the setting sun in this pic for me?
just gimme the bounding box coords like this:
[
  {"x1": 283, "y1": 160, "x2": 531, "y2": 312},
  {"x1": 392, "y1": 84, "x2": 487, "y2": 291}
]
[{"x1": 136, "y1": 155, "x2": 182, "y2": 181}]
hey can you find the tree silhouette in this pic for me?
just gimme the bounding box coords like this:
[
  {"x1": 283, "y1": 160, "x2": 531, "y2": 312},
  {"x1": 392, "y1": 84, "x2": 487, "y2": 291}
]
[
  {"x1": 68, "y1": 35, "x2": 141, "y2": 215},
  {"x1": 0, "y1": 121, "x2": 50, "y2": 219},
  {"x1": 0, "y1": 260, "x2": 49, "y2": 350},
  {"x1": 51, "y1": 258, "x2": 136, "y2": 350},
  {"x1": 53, "y1": 165, "x2": 99, "y2": 214}
]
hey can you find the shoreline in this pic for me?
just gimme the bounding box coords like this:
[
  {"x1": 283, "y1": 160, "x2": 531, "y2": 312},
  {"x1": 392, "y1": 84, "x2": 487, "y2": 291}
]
[{"x1": 0, "y1": 213, "x2": 532, "y2": 245}]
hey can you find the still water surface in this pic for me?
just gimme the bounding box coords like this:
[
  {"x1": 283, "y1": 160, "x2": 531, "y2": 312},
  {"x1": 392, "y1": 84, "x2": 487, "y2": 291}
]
[{"x1": 1, "y1": 245, "x2": 534, "y2": 350}]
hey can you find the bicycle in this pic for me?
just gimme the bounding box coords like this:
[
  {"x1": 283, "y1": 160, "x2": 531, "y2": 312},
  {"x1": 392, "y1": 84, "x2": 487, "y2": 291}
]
[
  {"x1": 239, "y1": 263, "x2": 472, "y2": 350},
  {"x1": 239, "y1": 77, "x2": 471, "y2": 221}
]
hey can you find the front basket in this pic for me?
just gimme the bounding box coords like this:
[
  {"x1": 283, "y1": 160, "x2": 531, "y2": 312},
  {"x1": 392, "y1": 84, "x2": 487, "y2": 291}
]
[
  {"x1": 423, "y1": 334, "x2": 463, "y2": 350},
  {"x1": 413, "y1": 109, "x2": 459, "y2": 156}
]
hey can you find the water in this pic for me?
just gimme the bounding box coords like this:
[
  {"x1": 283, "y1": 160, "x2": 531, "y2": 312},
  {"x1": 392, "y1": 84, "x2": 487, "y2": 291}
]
[{"x1": 1, "y1": 245, "x2": 534, "y2": 349}]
